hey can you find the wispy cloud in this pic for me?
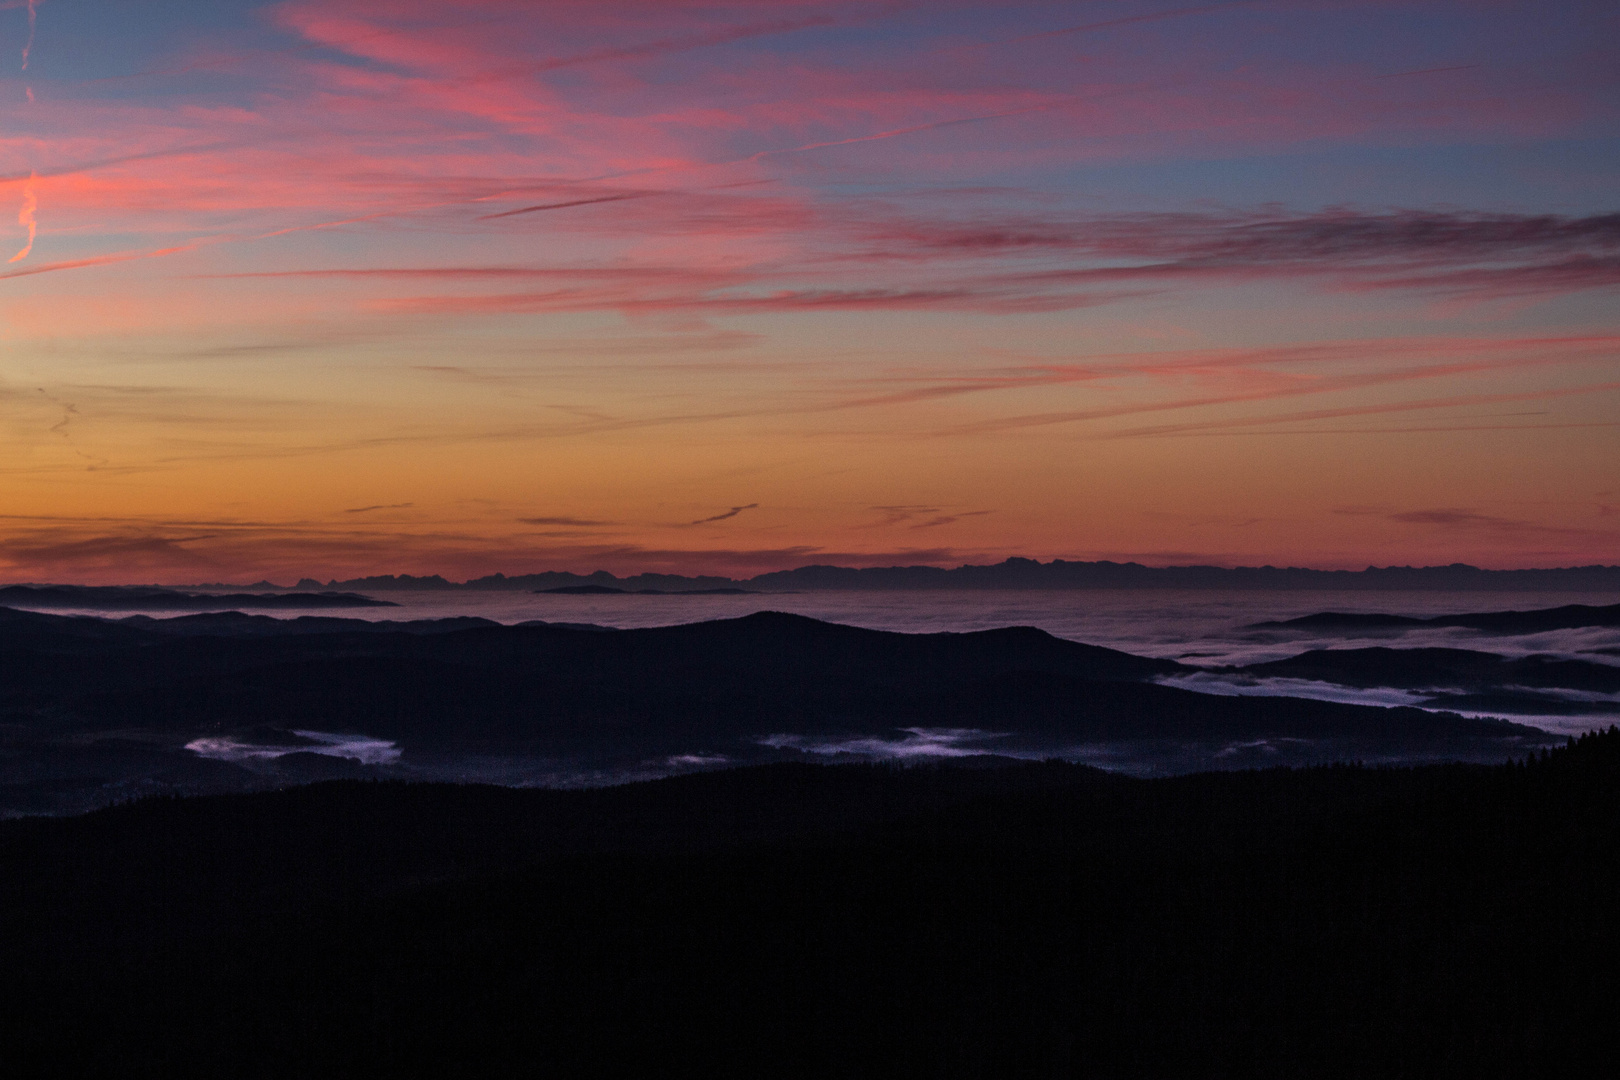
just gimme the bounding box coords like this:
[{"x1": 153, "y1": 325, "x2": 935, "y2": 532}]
[
  {"x1": 868, "y1": 505, "x2": 992, "y2": 529},
  {"x1": 984, "y1": 1, "x2": 1260, "y2": 47},
  {"x1": 690, "y1": 503, "x2": 758, "y2": 525},
  {"x1": 1080, "y1": 380, "x2": 1620, "y2": 440},
  {"x1": 257, "y1": 207, "x2": 1620, "y2": 326},
  {"x1": 0, "y1": 508, "x2": 967, "y2": 583},
  {"x1": 519, "y1": 516, "x2": 616, "y2": 527},
  {"x1": 1337, "y1": 506, "x2": 1619, "y2": 542},
  {"x1": 430, "y1": 14, "x2": 843, "y2": 91},
  {"x1": 910, "y1": 510, "x2": 992, "y2": 529},
  {"x1": 1, "y1": 0, "x2": 1613, "y2": 578},
  {"x1": 861, "y1": 208, "x2": 1620, "y2": 301},
  {"x1": 1380, "y1": 64, "x2": 1481, "y2": 79},
  {"x1": 0, "y1": 532, "x2": 223, "y2": 574}
]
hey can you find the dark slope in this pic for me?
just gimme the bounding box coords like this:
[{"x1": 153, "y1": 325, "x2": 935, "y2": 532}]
[
  {"x1": 1, "y1": 608, "x2": 1531, "y2": 744},
  {"x1": 0, "y1": 608, "x2": 1182, "y2": 706},
  {"x1": 0, "y1": 584, "x2": 394, "y2": 610},
  {"x1": 1414, "y1": 692, "x2": 1620, "y2": 716},
  {"x1": 1253, "y1": 600, "x2": 1620, "y2": 633},
  {"x1": 1225, "y1": 646, "x2": 1620, "y2": 717},
  {"x1": 0, "y1": 609, "x2": 1550, "y2": 814},
  {"x1": 0, "y1": 605, "x2": 584, "y2": 643},
  {"x1": 121, "y1": 610, "x2": 503, "y2": 636},
  {"x1": 868, "y1": 665, "x2": 1517, "y2": 741},
  {"x1": 3, "y1": 732, "x2": 1620, "y2": 1078},
  {"x1": 1235, "y1": 646, "x2": 1620, "y2": 693}
]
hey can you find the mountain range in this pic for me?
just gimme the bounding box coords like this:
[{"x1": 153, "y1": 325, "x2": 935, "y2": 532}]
[
  {"x1": 167, "y1": 557, "x2": 1620, "y2": 593},
  {"x1": 0, "y1": 605, "x2": 1555, "y2": 816}
]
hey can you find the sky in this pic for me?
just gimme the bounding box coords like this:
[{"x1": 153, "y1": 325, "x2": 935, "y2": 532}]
[{"x1": 0, "y1": 0, "x2": 1617, "y2": 584}]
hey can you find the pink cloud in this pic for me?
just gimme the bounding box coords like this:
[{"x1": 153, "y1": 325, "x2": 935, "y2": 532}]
[
  {"x1": 339, "y1": 205, "x2": 1620, "y2": 320},
  {"x1": 3, "y1": 0, "x2": 1593, "y2": 260},
  {"x1": 1, "y1": 0, "x2": 1613, "y2": 579}
]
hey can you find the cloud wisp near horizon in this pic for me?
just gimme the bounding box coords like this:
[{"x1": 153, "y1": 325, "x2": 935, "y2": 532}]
[{"x1": 0, "y1": 0, "x2": 1616, "y2": 583}]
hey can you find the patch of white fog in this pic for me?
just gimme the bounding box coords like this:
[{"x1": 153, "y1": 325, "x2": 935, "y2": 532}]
[
  {"x1": 1214, "y1": 738, "x2": 1312, "y2": 759},
  {"x1": 1155, "y1": 675, "x2": 1620, "y2": 738},
  {"x1": 759, "y1": 727, "x2": 1011, "y2": 759},
  {"x1": 1401, "y1": 626, "x2": 1620, "y2": 664},
  {"x1": 186, "y1": 730, "x2": 401, "y2": 765},
  {"x1": 1155, "y1": 672, "x2": 1438, "y2": 708},
  {"x1": 664, "y1": 754, "x2": 731, "y2": 767},
  {"x1": 1499, "y1": 686, "x2": 1620, "y2": 704},
  {"x1": 1168, "y1": 625, "x2": 1620, "y2": 669},
  {"x1": 1444, "y1": 711, "x2": 1619, "y2": 737}
]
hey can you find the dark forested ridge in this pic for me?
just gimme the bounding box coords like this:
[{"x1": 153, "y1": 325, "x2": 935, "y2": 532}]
[
  {"x1": 3, "y1": 733, "x2": 1619, "y2": 1078},
  {"x1": 1252, "y1": 601, "x2": 1620, "y2": 633},
  {"x1": 0, "y1": 584, "x2": 395, "y2": 610},
  {"x1": 0, "y1": 607, "x2": 1549, "y2": 814},
  {"x1": 1226, "y1": 646, "x2": 1620, "y2": 717},
  {"x1": 1235, "y1": 646, "x2": 1620, "y2": 692}
]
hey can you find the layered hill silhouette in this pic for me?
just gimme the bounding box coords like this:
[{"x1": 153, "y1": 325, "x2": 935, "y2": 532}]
[
  {"x1": 0, "y1": 584, "x2": 394, "y2": 610},
  {"x1": 1221, "y1": 645, "x2": 1620, "y2": 717},
  {"x1": 1234, "y1": 646, "x2": 1620, "y2": 694},
  {"x1": 0, "y1": 606, "x2": 1550, "y2": 815},
  {"x1": 1252, "y1": 600, "x2": 1620, "y2": 633}
]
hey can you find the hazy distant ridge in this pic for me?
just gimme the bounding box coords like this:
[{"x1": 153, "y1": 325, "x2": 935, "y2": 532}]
[{"x1": 256, "y1": 558, "x2": 1620, "y2": 593}]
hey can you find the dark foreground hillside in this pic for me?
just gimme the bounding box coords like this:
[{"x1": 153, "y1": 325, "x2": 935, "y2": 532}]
[{"x1": 4, "y1": 731, "x2": 1620, "y2": 1078}]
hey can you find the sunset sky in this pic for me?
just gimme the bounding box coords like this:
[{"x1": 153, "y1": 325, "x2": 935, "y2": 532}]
[{"x1": 1, "y1": 0, "x2": 1616, "y2": 583}]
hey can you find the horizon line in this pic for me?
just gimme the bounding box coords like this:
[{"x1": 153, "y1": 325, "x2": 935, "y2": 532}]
[{"x1": 9, "y1": 557, "x2": 1620, "y2": 592}]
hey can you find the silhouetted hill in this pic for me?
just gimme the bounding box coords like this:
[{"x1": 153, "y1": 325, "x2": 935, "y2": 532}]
[
  {"x1": 2, "y1": 731, "x2": 1618, "y2": 1078},
  {"x1": 1252, "y1": 601, "x2": 1620, "y2": 633},
  {"x1": 1413, "y1": 691, "x2": 1620, "y2": 716},
  {"x1": 0, "y1": 606, "x2": 601, "y2": 645},
  {"x1": 0, "y1": 608, "x2": 1550, "y2": 814},
  {"x1": 1235, "y1": 646, "x2": 1620, "y2": 694},
  {"x1": 120, "y1": 611, "x2": 504, "y2": 636},
  {"x1": 0, "y1": 584, "x2": 394, "y2": 610}
]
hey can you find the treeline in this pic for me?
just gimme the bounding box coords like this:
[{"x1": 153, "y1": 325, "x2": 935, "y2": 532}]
[{"x1": 3, "y1": 732, "x2": 1619, "y2": 1077}]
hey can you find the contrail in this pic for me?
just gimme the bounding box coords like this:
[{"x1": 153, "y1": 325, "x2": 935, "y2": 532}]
[
  {"x1": 994, "y1": 1, "x2": 1258, "y2": 45},
  {"x1": 88, "y1": 12, "x2": 830, "y2": 86},
  {"x1": 7, "y1": 174, "x2": 36, "y2": 263},
  {"x1": 0, "y1": 141, "x2": 243, "y2": 184},
  {"x1": 744, "y1": 99, "x2": 1077, "y2": 163},
  {"x1": 477, "y1": 192, "x2": 653, "y2": 221},
  {"x1": 0, "y1": 241, "x2": 204, "y2": 281},
  {"x1": 0, "y1": 193, "x2": 514, "y2": 281},
  {"x1": 1381, "y1": 64, "x2": 1479, "y2": 79},
  {"x1": 20, "y1": 0, "x2": 35, "y2": 71},
  {"x1": 448, "y1": 15, "x2": 835, "y2": 90}
]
